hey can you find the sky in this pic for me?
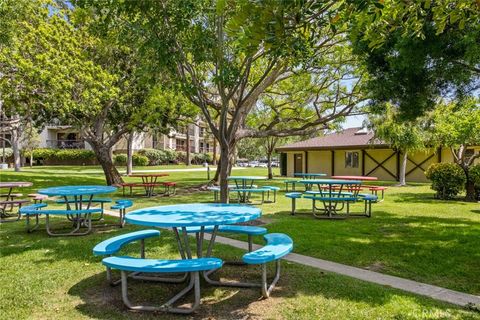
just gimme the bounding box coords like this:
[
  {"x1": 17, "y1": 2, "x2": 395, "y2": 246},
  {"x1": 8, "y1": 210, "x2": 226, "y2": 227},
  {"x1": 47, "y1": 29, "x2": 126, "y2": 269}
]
[{"x1": 342, "y1": 114, "x2": 366, "y2": 129}]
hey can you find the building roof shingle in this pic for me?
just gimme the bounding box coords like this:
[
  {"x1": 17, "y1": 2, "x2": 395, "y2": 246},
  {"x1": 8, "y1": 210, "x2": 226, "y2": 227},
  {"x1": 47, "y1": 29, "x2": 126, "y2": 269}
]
[{"x1": 276, "y1": 127, "x2": 388, "y2": 151}]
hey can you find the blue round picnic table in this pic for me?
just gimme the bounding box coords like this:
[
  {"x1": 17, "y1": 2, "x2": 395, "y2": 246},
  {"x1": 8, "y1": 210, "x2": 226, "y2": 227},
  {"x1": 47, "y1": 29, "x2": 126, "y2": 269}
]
[
  {"x1": 125, "y1": 203, "x2": 263, "y2": 303},
  {"x1": 227, "y1": 176, "x2": 266, "y2": 202},
  {"x1": 297, "y1": 179, "x2": 363, "y2": 217},
  {"x1": 37, "y1": 185, "x2": 117, "y2": 235},
  {"x1": 126, "y1": 203, "x2": 261, "y2": 259},
  {"x1": 126, "y1": 203, "x2": 261, "y2": 228},
  {"x1": 38, "y1": 185, "x2": 117, "y2": 208}
]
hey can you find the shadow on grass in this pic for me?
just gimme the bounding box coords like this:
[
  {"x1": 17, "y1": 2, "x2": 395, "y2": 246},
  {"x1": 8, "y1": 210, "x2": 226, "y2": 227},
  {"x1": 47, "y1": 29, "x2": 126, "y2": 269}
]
[
  {"x1": 66, "y1": 253, "x2": 473, "y2": 320},
  {"x1": 264, "y1": 208, "x2": 480, "y2": 295}
]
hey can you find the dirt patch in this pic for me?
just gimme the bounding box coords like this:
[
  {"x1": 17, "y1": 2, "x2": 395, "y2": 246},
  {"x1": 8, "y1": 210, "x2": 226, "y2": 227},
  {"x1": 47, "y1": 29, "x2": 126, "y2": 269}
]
[{"x1": 365, "y1": 261, "x2": 385, "y2": 272}]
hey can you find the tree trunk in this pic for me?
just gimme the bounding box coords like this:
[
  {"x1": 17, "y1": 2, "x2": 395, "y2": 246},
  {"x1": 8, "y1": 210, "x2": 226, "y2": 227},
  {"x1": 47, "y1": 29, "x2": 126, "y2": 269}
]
[
  {"x1": 126, "y1": 132, "x2": 134, "y2": 175},
  {"x1": 267, "y1": 151, "x2": 273, "y2": 180},
  {"x1": 11, "y1": 126, "x2": 21, "y2": 172},
  {"x1": 30, "y1": 152, "x2": 33, "y2": 168},
  {"x1": 218, "y1": 144, "x2": 232, "y2": 203},
  {"x1": 213, "y1": 137, "x2": 217, "y2": 165},
  {"x1": 464, "y1": 169, "x2": 476, "y2": 202},
  {"x1": 398, "y1": 151, "x2": 408, "y2": 186},
  {"x1": 91, "y1": 144, "x2": 124, "y2": 185},
  {"x1": 186, "y1": 128, "x2": 191, "y2": 166}
]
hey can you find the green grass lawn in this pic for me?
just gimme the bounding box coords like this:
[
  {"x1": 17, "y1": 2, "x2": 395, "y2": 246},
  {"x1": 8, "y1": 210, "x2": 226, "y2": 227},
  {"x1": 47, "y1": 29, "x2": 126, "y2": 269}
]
[{"x1": 1, "y1": 165, "x2": 480, "y2": 319}]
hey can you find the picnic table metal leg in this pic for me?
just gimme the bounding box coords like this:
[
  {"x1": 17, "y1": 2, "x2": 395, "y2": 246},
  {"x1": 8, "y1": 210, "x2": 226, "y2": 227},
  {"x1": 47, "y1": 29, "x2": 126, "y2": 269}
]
[{"x1": 120, "y1": 270, "x2": 199, "y2": 314}]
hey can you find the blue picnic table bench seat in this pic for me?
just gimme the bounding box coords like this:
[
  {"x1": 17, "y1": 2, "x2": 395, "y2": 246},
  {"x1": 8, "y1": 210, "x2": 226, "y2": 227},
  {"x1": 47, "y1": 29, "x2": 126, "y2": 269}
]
[
  {"x1": 103, "y1": 256, "x2": 223, "y2": 273},
  {"x1": 285, "y1": 192, "x2": 302, "y2": 215},
  {"x1": 303, "y1": 195, "x2": 358, "y2": 202},
  {"x1": 93, "y1": 229, "x2": 160, "y2": 285},
  {"x1": 111, "y1": 199, "x2": 134, "y2": 227},
  {"x1": 243, "y1": 233, "x2": 293, "y2": 265},
  {"x1": 242, "y1": 233, "x2": 293, "y2": 298},
  {"x1": 21, "y1": 207, "x2": 102, "y2": 215},
  {"x1": 102, "y1": 255, "x2": 223, "y2": 314},
  {"x1": 93, "y1": 229, "x2": 160, "y2": 256},
  {"x1": 20, "y1": 204, "x2": 102, "y2": 236}
]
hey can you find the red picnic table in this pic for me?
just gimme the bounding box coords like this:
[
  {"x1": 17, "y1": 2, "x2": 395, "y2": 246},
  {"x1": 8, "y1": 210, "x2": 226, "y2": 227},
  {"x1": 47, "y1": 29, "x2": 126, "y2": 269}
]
[{"x1": 124, "y1": 173, "x2": 171, "y2": 197}]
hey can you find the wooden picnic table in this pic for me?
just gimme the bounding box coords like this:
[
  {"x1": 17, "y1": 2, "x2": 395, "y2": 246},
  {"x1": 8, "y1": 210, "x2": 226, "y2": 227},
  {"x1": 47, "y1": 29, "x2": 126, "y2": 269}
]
[
  {"x1": 0, "y1": 181, "x2": 33, "y2": 222},
  {"x1": 128, "y1": 173, "x2": 169, "y2": 197}
]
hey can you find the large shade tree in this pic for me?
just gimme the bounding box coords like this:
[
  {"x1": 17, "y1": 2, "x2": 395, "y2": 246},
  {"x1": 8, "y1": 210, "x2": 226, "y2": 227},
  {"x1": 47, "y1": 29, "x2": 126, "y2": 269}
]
[
  {"x1": 431, "y1": 98, "x2": 480, "y2": 201},
  {"x1": 78, "y1": 0, "x2": 367, "y2": 202},
  {"x1": 369, "y1": 104, "x2": 427, "y2": 186},
  {"x1": 350, "y1": 0, "x2": 480, "y2": 119}
]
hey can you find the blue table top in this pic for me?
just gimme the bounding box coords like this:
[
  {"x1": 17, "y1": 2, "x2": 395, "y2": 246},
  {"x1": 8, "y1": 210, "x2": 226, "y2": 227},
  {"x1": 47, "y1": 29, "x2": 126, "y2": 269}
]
[
  {"x1": 297, "y1": 179, "x2": 362, "y2": 185},
  {"x1": 125, "y1": 203, "x2": 261, "y2": 228},
  {"x1": 294, "y1": 173, "x2": 327, "y2": 177},
  {"x1": 227, "y1": 176, "x2": 266, "y2": 181},
  {"x1": 38, "y1": 185, "x2": 117, "y2": 196}
]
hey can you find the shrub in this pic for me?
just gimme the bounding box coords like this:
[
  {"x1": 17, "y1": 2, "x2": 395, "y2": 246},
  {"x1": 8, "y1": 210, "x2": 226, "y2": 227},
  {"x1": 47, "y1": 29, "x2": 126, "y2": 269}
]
[
  {"x1": 30, "y1": 148, "x2": 57, "y2": 159},
  {"x1": 132, "y1": 154, "x2": 149, "y2": 166},
  {"x1": 114, "y1": 154, "x2": 149, "y2": 166},
  {"x1": 425, "y1": 163, "x2": 466, "y2": 199},
  {"x1": 176, "y1": 151, "x2": 186, "y2": 164},
  {"x1": 192, "y1": 153, "x2": 212, "y2": 164},
  {"x1": 163, "y1": 149, "x2": 178, "y2": 163},
  {"x1": 55, "y1": 149, "x2": 95, "y2": 161},
  {"x1": 114, "y1": 154, "x2": 127, "y2": 166},
  {"x1": 137, "y1": 148, "x2": 167, "y2": 165}
]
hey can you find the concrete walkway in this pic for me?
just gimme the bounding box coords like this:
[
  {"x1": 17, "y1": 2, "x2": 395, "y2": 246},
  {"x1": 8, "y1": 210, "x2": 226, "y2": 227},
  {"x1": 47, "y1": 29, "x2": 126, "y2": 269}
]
[{"x1": 103, "y1": 209, "x2": 480, "y2": 307}]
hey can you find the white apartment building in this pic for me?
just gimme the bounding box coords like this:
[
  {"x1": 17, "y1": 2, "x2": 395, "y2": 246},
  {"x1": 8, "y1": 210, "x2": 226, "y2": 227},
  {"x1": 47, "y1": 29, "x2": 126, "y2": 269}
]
[{"x1": 38, "y1": 119, "x2": 217, "y2": 154}]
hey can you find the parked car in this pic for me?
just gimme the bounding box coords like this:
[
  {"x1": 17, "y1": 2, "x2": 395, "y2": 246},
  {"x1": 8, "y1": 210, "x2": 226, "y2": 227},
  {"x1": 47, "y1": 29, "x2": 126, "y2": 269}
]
[
  {"x1": 248, "y1": 161, "x2": 259, "y2": 167},
  {"x1": 236, "y1": 161, "x2": 248, "y2": 167},
  {"x1": 271, "y1": 161, "x2": 279, "y2": 167},
  {"x1": 257, "y1": 162, "x2": 268, "y2": 168}
]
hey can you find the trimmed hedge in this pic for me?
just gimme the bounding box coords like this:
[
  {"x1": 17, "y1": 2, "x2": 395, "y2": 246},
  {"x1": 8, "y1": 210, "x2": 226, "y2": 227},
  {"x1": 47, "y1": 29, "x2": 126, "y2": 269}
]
[
  {"x1": 23, "y1": 148, "x2": 97, "y2": 165},
  {"x1": 114, "y1": 154, "x2": 149, "y2": 166},
  {"x1": 425, "y1": 163, "x2": 466, "y2": 199},
  {"x1": 137, "y1": 148, "x2": 177, "y2": 165}
]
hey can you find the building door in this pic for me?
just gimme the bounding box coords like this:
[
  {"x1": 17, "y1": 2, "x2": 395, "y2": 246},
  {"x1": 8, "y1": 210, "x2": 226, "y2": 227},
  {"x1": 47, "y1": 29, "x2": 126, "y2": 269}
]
[
  {"x1": 280, "y1": 153, "x2": 287, "y2": 176},
  {"x1": 294, "y1": 153, "x2": 303, "y2": 173}
]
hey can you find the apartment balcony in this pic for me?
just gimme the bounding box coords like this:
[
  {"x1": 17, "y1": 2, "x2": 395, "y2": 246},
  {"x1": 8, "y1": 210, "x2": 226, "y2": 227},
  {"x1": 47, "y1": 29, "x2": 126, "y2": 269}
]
[{"x1": 46, "y1": 140, "x2": 85, "y2": 149}]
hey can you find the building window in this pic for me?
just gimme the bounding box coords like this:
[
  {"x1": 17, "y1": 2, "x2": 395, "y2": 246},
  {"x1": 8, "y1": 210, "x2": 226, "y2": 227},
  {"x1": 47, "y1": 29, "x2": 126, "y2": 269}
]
[{"x1": 345, "y1": 151, "x2": 359, "y2": 168}]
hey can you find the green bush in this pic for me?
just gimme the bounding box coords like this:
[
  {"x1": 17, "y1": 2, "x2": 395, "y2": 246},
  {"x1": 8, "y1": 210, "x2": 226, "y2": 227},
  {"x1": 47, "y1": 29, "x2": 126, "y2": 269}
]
[
  {"x1": 30, "y1": 148, "x2": 57, "y2": 159},
  {"x1": 163, "y1": 149, "x2": 178, "y2": 163},
  {"x1": 23, "y1": 148, "x2": 96, "y2": 163},
  {"x1": 192, "y1": 153, "x2": 212, "y2": 164},
  {"x1": 55, "y1": 149, "x2": 95, "y2": 161},
  {"x1": 133, "y1": 154, "x2": 149, "y2": 166},
  {"x1": 469, "y1": 164, "x2": 480, "y2": 200},
  {"x1": 425, "y1": 163, "x2": 466, "y2": 199},
  {"x1": 114, "y1": 154, "x2": 149, "y2": 166},
  {"x1": 114, "y1": 154, "x2": 128, "y2": 166},
  {"x1": 137, "y1": 148, "x2": 166, "y2": 165},
  {"x1": 176, "y1": 151, "x2": 186, "y2": 164}
]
